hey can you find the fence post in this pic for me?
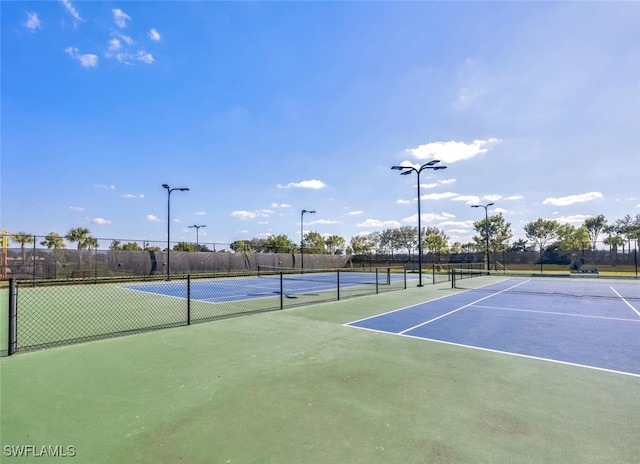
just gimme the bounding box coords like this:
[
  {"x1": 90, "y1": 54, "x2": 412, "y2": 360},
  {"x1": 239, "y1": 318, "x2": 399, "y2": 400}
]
[
  {"x1": 8, "y1": 278, "x2": 17, "y2": 355},
  {"x1": 279, "y1": 272, "x2": 284, "y2": 309},
  {"x1": 375, "y1": 268, "x2": 379, "y2": 294},
  {"x1": 187, "y1": 274, "x2": 191, "y2": 325},
  {"x1": 337, "y1": 270, "x2": 340, "y2": 301}
]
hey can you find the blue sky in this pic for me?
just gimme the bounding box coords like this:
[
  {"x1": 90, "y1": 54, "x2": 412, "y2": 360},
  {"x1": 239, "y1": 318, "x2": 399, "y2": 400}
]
[{"x1": 2, "y1": 1, "x2": 639, "y2": 250}]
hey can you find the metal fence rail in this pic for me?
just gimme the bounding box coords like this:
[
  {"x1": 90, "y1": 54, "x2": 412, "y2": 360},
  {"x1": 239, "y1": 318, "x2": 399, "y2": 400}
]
[{"x1": 5, "y1": 267, "x2": 406, "y2": 354}]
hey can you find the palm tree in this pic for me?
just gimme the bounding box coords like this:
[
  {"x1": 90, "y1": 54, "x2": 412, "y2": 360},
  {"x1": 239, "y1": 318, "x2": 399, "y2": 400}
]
[
  {"x1": 40, "y1": 232, "x2": 66, "y2": 249},
  {"x1": 65, "y1": 227, "x2": 93, "y2": 268},
  {"x1": 11, "y1": 231, "x2": 35, "y2": 263}
]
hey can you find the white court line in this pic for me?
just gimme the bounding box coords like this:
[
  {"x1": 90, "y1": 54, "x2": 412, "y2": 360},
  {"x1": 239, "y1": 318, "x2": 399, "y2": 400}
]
[
  {"x1": 610, "y1": 287, "x2": 640, "y2": 318},
  {"x1": 398, "y1": 279, "x2": 531, "y2": 335},
  {"x1": 472, "y1": 304, "x2": 640, "y2": 323},
  {"x1": 347, "y1": 324, "x2": 640, "y2": 378}
]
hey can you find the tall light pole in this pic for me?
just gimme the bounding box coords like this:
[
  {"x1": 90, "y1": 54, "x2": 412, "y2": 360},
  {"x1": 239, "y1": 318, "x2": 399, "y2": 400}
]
[
  {"x1": 162, "y1": 184, "x2": 189, "y2": 279},
  {"x1": 392, "y1": 160, "x2": 447, "y2": 287},
  {"x1": 300, "y1": 209, "x2": 315, "y2": 272},
  {"x1": 188, "y1": 224, "x2": 206, "y2": 249},
  {"x1": 471, "y1": 202, "x2": 494, "y2": 273}
]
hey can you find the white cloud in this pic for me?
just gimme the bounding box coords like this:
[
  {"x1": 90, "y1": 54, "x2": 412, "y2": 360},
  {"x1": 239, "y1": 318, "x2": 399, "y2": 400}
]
[
  {"x1": 542, "y1": 192, "x2": 603, "y2": 206},
  {"x1": 440, "y1": 220, "x2": 475, "y2": 228},
  {"x1": 396, "y1": 199, "x2": 411, "y2": 205},
  {"x1": 504, "y1": 195, "x2": 524, "y2": 201},
  {"x1": 403, "y1": 212, "x2": 455, "y2": 223},
  {"x1": 24, "y1": 11, "x2": 42, "y2": 31},
  {"x1": 450, "y1": 195, "x2": 480, "y2": 205},
  {"x1": 92, "y1": 218, "x2": 112, "y2": 225},
  {"x1": 271, "y1": 203, "x2": 292, "y2": 208},
  {"x1": 112, "y1": 8, "x2": 131, "y2": 28},
  {"x1": 420, "y1": 192, "x2": 459, "y2": 201},
  {"x1": 309, "y1": 219, "x2": 341, "y2": 225},
  {"x1": 69, "y1": 206, "x2": 84, "y2": 212},
  {"x1": 357, "y1": 219, "x2": 402, "y2": 228},
  {"x1": 554, "y1": 214, "x2": 592, "y2": 224},
  {"x1": 347, "y1": 210, "x2": 363, "y2": 216},
  {"x1": 60, "y1": 0, "x2": 84, "y2": 25},
  {"x1": 149, "y1": 28, "x2": 161, "y2": 41},
  {"x1": 145, "y1": 214, "x2": 160, "y2": 222},
  {"x1": 231, "y1": 211, "x2": 257, "y2": 220},
  {"x1": 65, "y1": 47, "x2": 98, "y2": 67},
  {"x1": 121, "y1": 193, "x2": 144, "y2": 199},
  {"x1": 137, "y1": 51, "x2": 154, "y2": 64},
  {"x1": 484, "y1": 194, "x2": 502, "y2": 202},
  {"x1": 406, "y1": 138, "x2": 500, "y2": 163},
  {"x1": 195, "y1": 211, "x2": 206, "y2": 216},
  {"x1": 94, "y1": 184, "x2": 115, "y2": 190},
  {"x1": 277, "y1": 179, "x2": 327, "y2": 189}
]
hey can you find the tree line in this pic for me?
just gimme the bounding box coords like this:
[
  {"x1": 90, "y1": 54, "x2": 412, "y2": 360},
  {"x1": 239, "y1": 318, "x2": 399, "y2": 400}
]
[{"x1": 8, "y1": 213, "x2": 640, "y2": 258}]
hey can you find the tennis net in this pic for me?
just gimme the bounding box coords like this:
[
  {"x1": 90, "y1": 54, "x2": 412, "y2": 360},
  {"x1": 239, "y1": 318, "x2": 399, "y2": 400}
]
[
  {"x1": 257, "y1": 265, "x2": 395, "y2": 286},
  {"x1": 451, "y1": 268, "x2": 640, "y2": 301}
]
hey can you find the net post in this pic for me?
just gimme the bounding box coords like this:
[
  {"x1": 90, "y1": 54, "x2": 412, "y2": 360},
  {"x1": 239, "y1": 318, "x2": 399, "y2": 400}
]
[
  {"x1": 375, "y1": 268, "x2": 379, "y2": 294},
  {"x1": 8, "y1": 278, "x2": 17, "y2": 355},
  {"x1": 279, "y1": 272, "x2": 284, "y2": 309},
  {"x1": 337, "y1": 270, "x2": 340, "y2": 301},
  {"x1": 404, "y1": 266, "x2": 407, "y2": 289},
  {"x1": 451, "y1": 269, "x2": 455, "y2": 289},
  {"x1": 187, "y1": 274, "x2": 191, "y2": 325}
]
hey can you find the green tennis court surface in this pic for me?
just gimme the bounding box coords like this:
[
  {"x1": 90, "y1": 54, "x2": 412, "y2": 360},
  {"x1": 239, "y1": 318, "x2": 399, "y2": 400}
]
[{"x1": 1, "y1": 285, "x2": 639, "y2": 463}]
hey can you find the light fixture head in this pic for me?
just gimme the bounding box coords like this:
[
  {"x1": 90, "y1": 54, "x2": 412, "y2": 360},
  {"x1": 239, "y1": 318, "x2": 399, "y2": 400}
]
[{"x1": 162, "y1": 184, "x2": 169, "y2": 189}]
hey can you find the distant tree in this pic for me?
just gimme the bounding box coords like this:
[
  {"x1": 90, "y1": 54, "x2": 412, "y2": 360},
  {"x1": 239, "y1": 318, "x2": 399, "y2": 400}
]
[
  {"x1": 123, "y1": 242, "x2": 143, "y2": 251},
  {"x1": 508, "y1": 239, "x2": 530, "y2": 253},
  {"x1": 110, "y1": 240, "x2": 122, "y2": 250},
  {"x1": 303, "y1": 231, "x2": 326, "y2": 254},
  {"x1": 523, "y1": 218, "x2": 559, "y2": 252},
  {"x1": 65, "y1": 227, "x2": 93, "y2": 250},
  {"x1": 230, "y1": 240, "x2": 252, "y2": 253},
  {"x1": 583, "y1": 215, "x2": 607, "y2": 250},
  {"x1": 11, "y1": 232, "x2": 35, "y2": 263},
  {"x1": 449, "y1": 242, "x2": 465, "y2": 254},
  {"x1": 263, "y1": 234, "x2": 296, "y2": 253},
  {"x1": 395, "y1": 226, "x2": 418, "y2": 257},
  {"x1": 472, "y1": 214, "x2": 513, "y2": 269},
  {"x1": 173, "y1": 242, "x2": 198, "y2": 252},
  {"x1": 324, "y1": 235, "x2": 346, "y2": 254},
  {"x1": 349, "y1": 234, "x2": 375, "y2": 255},
  {"x1": 40, "y1": 232, "x2": 66, "y2": 249},
  {"x1": 555, "y1": 224, "x2": 591, "y2": 253},
  {"x1": 424, "y1": 233, "x2": 449, "y2": 260}
]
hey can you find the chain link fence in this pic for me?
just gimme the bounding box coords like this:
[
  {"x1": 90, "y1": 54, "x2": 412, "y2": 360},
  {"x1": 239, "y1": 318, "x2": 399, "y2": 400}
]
[{"x1": 3, "y1": 266, "x2": 407, "y2": 355}]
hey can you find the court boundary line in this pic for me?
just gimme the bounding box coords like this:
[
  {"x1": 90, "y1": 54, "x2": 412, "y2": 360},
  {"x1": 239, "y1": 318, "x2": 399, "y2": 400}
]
[
  {"x1": 397, "y1": 279, "x2": 531, "y2": 335},
  {"x1": 347, "y1": 324, "x2": 640, "y2": 378},
  {"x1": 610, "y1": 287, "x2": 640, "y2": 317},
  {"x1": 472, "y1": 304, "x2": 640, "y2": 323}
]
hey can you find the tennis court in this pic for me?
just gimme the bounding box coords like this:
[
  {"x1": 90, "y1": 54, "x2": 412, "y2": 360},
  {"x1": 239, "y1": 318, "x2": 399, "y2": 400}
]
[
  {"x1": 2, "y1": 277, "x2": 639, "y2": 463},
  {"x1": 348, "y1": 273, "x2": 640, "y2": 376},
  {"x1": 122, "y1": 268, "x2": 413, "y2": 303}
]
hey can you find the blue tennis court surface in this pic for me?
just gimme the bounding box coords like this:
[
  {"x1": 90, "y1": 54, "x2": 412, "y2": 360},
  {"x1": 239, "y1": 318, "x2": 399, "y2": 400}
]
[
  {"x1": 347, "y1": 277, "x2": 640, "y2": 376},
  {"x1": 123, "y1": 272, "x2": 413, "y2": 303}
]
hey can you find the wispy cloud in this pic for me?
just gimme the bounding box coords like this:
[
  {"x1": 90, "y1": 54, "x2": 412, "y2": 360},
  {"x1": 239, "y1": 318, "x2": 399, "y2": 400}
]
[
  {"x1": 94, "y1": 184, "x2": 115, "y2": 190},
  {"x1": 65, "y1": 47, "x2": 98, "y2": 67},
  {"x1": 357, "y1": 219, "x2": 402, "y2": 228},
  {"x1": 403, "y1": 212, "x2": 455, "y2": 224},
  {"x1": 543, "y1": 192, "x2": 603, "y2": 206},
  {"x1": 308, "y1": 219, "x2": 341, "y2": 225},
  {"x1": 231, "y1": 211, "x2": 257, "y2": 220},
  {"x1": 406, "y1": 138, "x2": 500, "y2": 163},
  {"x1": 112, "y1": 9, "x2": 131, "y2": 28},
  {"x1": 69, "y1": 206, "x2": 84, "y2": 212},
  {"x1": 92, "y1": 218, "x2": 111, "y2": 225},
  {"x1": 271, "y1": 203, "x2": 292, "y2": 208},
  {"x1": 195, "y1": 211, "x2": 206, "y2": 216},
  {"x1": 553, "y1": 214, "x2": 592, "y2": 224},
  {"x1": 450, "y1": 195, "x2": 480, "y2": 205},
  {"x1": 121, "y1": 193, "x2": 144, "y2": 199},
  {"x1": 24, "y1": 11, "x2": 42, "y2": 31},
  {"x1": 347, "y1": 210, "x2": 363, "y2": 216},
  {"x1": 60, "y1": 0, "x2": 84, "y2": 25},
  {"x1": 145, "y1": 214, "x2": 160, "y2": 222},
  {"x1": 149, "y1": 28, "x2": 161, "y2": 41},
  {"x1": 277, "y1": 179, "x2": 327, "y2": 189}
]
